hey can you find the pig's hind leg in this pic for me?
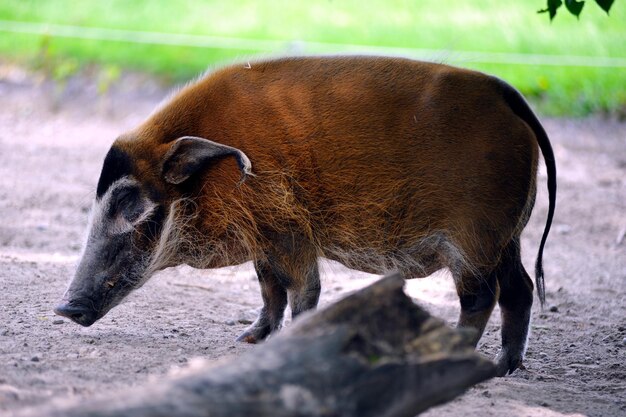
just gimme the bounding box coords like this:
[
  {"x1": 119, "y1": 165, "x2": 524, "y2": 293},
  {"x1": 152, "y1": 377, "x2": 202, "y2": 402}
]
[
  {"x1": 495, "y1": 238, "x2": 534, "y2": 376},
  {"x1": 454, "y1": 267, "x2": 499, "y2": 349},
  {"x1": 454, "y1": 236, "x2": 533, "y2": 376}
]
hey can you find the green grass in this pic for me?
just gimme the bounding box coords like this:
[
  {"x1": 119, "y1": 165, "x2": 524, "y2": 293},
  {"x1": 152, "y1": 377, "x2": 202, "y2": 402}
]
[{"x1": 1, "y1": 0, "x2": 625, "y2": 115}]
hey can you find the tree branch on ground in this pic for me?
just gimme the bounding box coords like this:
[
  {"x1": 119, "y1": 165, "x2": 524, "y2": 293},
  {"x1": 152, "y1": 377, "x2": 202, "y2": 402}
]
[{"x1": 19, "y1": 273, "x2": 496, "y2": 417}]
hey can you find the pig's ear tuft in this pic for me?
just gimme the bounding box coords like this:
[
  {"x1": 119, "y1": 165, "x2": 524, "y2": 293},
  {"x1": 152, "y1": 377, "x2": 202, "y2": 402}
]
[{"x1": 161, "y1": 136, "x2": 253, "y2": 185}]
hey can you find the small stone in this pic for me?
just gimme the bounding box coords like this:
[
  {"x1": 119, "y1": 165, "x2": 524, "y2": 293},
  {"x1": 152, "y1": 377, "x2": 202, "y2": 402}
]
[
  {"x1": 555, "y1": 224, "x2": 571, "y2": 235},
  {"x1": 52, "y1": 319, "x2": 64, "y2": 325},
  {"x1": 225, "y1": 320, "x2": 236, "y2": 326},
  {"x1": 238, "y1": 318, "x2": 253, "y2": 325},
  {"x1": 622, "y1": 337, "x2": 626, "y2": 346},
  {"x1": 30, "y1": 356, "x2": 40, "y2": 362},
  {"x1": 549, "y1": 306, "x2": 558, "y2": 313}
]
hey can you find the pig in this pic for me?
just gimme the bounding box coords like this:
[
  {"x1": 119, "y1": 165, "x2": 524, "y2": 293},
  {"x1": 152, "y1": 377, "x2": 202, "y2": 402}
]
[{"x1": 54, "y1": 56, "x2": 556, "y2": 376}]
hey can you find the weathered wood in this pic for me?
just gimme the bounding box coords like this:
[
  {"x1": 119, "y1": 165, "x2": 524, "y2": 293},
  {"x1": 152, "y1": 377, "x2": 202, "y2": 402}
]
[{"x1": 23, "y1": 273, "x2": 496, "y2": 417}]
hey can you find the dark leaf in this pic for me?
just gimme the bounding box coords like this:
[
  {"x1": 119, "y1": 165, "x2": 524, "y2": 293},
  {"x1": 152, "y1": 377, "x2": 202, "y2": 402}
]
[
  {"x1": 595, "y1": 0, "x2": 615, "y2": 13},
  {"x1": 565, "y1": 0, "x2": 586, "y2": 17},
  {"x1": 538, "y1": 0, "x2": 563, "y2": 20}
]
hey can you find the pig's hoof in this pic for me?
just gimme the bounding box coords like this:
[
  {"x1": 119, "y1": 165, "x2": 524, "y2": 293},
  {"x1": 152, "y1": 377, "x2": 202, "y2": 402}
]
[
  {"x1": 237, "y1": 334, "x2": 259, "y2": 344},
  {"x1": 236, "y1": 326, "x2": 270, "y2": 344},
  {"x1": 495, "y1": 349, "x2": 523, "y2": 377}
]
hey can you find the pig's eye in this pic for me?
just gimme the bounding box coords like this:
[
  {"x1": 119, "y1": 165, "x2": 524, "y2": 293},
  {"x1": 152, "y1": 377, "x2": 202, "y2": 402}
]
[{"x1": 109, "y1": 186, "x2": 143, "y2": 222}]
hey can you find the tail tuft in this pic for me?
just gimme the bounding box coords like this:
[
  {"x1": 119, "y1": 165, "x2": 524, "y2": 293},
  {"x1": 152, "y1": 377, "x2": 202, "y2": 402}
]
[{"x1": 534, "y1": 260, "x2": 546, "y2": 308}]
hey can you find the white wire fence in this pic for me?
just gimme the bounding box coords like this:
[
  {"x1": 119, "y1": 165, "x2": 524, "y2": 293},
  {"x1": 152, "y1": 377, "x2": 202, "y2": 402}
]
[{"x1": 2, "y1": 19, "x2": 626, "y2": 68}]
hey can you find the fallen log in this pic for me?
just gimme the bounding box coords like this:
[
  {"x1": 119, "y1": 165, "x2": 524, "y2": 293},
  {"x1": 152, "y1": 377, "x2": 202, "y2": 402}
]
[{"x1": 23, "y1": 273, "x2": 496, "y2": 417}]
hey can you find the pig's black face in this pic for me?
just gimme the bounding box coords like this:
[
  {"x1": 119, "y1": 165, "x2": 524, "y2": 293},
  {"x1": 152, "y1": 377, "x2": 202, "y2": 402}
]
[
  {"x1": 55, "y1": 137, "x2": 254, "y2": 326},
  {"x1": 55, "y1": 151, "x2": 166, "y2": 326}
]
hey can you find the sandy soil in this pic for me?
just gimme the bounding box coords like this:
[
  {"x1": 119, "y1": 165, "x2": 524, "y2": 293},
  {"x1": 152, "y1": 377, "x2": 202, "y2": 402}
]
[{"x1": 0, "y1": 64, "x2": 624, "y2": 417}]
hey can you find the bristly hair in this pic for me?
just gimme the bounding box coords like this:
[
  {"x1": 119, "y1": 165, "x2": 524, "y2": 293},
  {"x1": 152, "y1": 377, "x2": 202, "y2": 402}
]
[{"x1": 140, "y1": 169, "x2": 486, "y2": 288}]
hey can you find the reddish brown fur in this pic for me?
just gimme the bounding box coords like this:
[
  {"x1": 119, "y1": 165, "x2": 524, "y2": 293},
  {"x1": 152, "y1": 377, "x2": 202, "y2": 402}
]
[
  {"x1": 105, "y1": 56, "x2": 557, "y2": 374},
  {"x1": 117, "y1": 56, "x2": 538, "y2": 281}
]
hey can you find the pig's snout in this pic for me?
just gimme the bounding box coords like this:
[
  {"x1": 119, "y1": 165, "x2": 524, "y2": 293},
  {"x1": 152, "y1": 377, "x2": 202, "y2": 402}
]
[{"x1": 54, "y1": 302, "x2": 98, "y2": 327}]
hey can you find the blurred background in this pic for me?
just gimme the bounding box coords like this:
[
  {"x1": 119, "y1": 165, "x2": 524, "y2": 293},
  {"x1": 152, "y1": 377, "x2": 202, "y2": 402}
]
[{"x1": 0, "y1": 0, "x2": 624, "y2": 116}]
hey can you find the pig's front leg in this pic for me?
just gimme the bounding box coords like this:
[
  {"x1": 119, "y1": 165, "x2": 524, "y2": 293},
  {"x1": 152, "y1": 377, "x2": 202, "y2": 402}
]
[
  {"x1": 236, "y1": 260, "x2": 288, "y2": 343},
  {"x1": 288, "y1": 262, "x2": 320, "y2": 319}
]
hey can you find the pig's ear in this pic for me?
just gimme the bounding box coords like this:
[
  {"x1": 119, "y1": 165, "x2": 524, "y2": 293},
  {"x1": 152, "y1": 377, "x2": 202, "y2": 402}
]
[{"x1": 161, "y1": 136, "x2": 253, "y2": 185}]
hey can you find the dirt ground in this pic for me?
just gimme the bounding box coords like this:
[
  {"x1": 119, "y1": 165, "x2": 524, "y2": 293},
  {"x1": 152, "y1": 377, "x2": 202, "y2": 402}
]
[{"x1": 0, "y1": 63, "x2": 624, "y2": 417}]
